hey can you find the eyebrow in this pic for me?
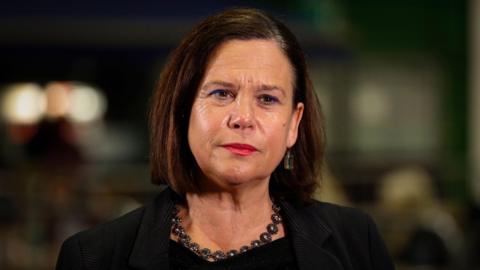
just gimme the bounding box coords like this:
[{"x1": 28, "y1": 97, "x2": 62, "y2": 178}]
[
  {"x1": 201, "y1": 80, "x2": 286, "y2": 96},
  {"x1": 258, "y1": 84, "x2": 286, "y2": 97},
  {"x1": 201, "y1": 80, "x2": 236, "y2": 90}
]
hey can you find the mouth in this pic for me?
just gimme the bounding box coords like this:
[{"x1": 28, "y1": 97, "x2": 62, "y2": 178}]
[{"x1": 221, "y1": 143, "x2": 258, "y2": 156}]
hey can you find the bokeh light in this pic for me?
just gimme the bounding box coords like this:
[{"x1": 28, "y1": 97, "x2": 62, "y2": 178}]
[
  {"x1": 45, "y1": 82, "x2": 71, "y2": 119},
  {"x1": 67, "y1": 83, "x2": 107, "y2": 124},
  {"x1": 1, "y1": 83, "x2": 46, "y2": 124}
]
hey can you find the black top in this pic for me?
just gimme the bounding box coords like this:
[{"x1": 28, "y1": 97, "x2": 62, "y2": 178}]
[{"x1": 169, "y1": 237, "x2": 299, "y2": 270}]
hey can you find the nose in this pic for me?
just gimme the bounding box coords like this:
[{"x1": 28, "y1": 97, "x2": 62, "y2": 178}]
[{"x1": 227, "y1": 95, "x2": 255, "y2": 130}]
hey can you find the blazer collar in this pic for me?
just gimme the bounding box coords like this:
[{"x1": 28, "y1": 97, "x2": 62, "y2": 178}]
[
  {"x1": 278, "y1": 198, "x2": 344, "y2": 270},
  {"x1": 128, "y1": 188, "x2": 344, "y2": 270},
  {"x1": 128, "y1": 187, "x2": 176, "y2": 270}
]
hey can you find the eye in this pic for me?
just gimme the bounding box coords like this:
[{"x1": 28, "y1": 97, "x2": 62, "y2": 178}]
[
  {"x1": 209, "y1": 89, "x2": 233, "y2": 100},
  {"x1": 258, "y1": 94, "x2": 279, "y2": 105}
]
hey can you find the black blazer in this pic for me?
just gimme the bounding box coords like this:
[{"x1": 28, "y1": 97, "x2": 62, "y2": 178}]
[{"x1": 56, "y1": 188, "x2": 395, "y2": 270}]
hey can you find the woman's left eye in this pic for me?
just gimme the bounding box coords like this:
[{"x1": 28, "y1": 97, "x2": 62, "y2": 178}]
[{"x1": 258, "y1": 94, "x2": 279, "y2": 105}]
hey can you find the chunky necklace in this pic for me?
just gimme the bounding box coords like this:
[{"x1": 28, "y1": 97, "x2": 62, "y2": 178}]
[{"x1": 171, "y1": 202, "x2": 282, "y2": 262}]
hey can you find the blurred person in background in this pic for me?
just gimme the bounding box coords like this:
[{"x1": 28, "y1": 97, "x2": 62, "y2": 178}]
[
  {"x1": 377, "y1": 166, "x2": 466, "y2": 270},
  {"x1": 55, "y1": 8, "x2": 394, "y2": 270}
]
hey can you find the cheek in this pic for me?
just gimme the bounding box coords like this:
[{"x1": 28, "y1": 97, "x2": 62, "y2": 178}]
[
  {"x1": 188, "y1": 102, "x2": 220, "y2": 146},
  {"x1": 260, "y1": 123, "x2": 290, "y2": 157},
  {"x1": 261, "y1": 111, "x2": 291, "y2": 140},
  {"x1": 191, "y1": 102, "x2": 209, "y2": 126}
]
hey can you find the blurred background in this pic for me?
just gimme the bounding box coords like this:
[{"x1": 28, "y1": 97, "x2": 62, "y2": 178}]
[{"x1": 0, "y1": 0, "x2": 476, "y2": 269}]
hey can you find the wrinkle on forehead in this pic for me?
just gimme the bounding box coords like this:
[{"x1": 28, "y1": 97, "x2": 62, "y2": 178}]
[{"x1": 201, "y1": 39, "x2": 295, "y2": 95}]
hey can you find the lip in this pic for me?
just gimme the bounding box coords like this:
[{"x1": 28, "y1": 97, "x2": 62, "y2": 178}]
[{"x1": 221, "y1": 143, "x2": 258, "y2": 156}]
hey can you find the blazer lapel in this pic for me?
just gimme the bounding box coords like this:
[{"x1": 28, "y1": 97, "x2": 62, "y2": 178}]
[
  {"x1": 279, "y1": 199, "x2": 344, "y2": 270},
  {"x1": 128, "y1": 187, "x2": 177, "y2": 270}
]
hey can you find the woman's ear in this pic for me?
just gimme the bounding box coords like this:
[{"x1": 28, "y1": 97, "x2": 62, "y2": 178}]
[{"x1": 286, "y1": 102, "x2": 304, "y2": 148}]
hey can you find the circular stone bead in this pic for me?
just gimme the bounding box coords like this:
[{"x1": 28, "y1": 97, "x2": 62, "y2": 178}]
[
  {"x1": 260, "y1": 232, "x2": 272, "y2": 243},
  {"x1": 272, "y1": 204, "x2": 281, "y2": 212},
  {"x1": 212, "y1": 251, "x2": 226, "y2": 261},
  {"x1": 200, "y1": 248, "x2": 211, "y2": 259},
  {"x1": 172, "y1": 226, "x2": 182, "y2": 236},
  {"x1": 227, "y1": 250, "x2": 238, "y2": 257},
  {"x1": 239, "y1": 246, "x2": 249, "y2": 253},
  {"x1": 271, "y1": 213, "x2": 282, "y2": 224},
  {"x1": 189, "y1": 243, "x2": 200, "y2": 253},
  {"x1": 266, "y1": 223, "x2": 278, "y2": 234},
  {"x1": 251, "y1": 240, "x2": 262, "y2": 248},
  {"x1": 179, "y1": 237, "x2": 190, "y2": 247},
  {"x1": 178, "y1": 231, "x2": 189, "y2": 240},
  {"x1": 171, "y1": 217, "x2": 181, "y2": 225}
]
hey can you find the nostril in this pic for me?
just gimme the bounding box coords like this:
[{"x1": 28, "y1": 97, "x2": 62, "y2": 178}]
[{"x1": 233, "y1": 123, "x2": 240, "y2": 129}]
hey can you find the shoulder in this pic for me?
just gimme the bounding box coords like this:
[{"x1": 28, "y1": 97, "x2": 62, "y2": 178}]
[
  {"x1": 56, "y1": 188, "x2": 176, "y2": 269},
  {"x1": 304, "y1": 200, "x2": 382, "y2": 244},
  {"x1": 298, "y1": 199, "x2": 372, "y2": 230},
  {"x1": 59, "y1": 186, "x2": 175, "y2": 248},
  {"x1": 287, "y1": 200, "x2": 395, "y2": 270},
  {"x1": 56, "y1": 206, "x2": 146, "y2": 269},
  {"x1": 282, "y1": 198, "x2": 380, "y2": 246},
  {"x1": 66, "y1": 205, "x2": 146, "y2": 247}
]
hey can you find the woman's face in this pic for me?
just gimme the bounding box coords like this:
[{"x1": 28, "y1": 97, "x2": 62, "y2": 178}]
[{"x1": 188, "y1": 39, "x2": 303, "y2": 189}]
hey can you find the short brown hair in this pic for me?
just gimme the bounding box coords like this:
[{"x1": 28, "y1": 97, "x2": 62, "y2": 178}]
[{"x1": 149, "y1": 7, "x2": 325, "y2": 204}]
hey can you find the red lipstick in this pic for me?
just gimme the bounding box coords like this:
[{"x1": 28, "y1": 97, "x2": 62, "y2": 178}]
[{"x1": 222, "y1": 143, "x2": 258, "y2": 156}]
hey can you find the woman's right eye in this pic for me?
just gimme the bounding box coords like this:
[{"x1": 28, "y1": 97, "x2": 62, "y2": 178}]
[{"x1": 209, "y1": 89, "x2": 232, "y2": 100}]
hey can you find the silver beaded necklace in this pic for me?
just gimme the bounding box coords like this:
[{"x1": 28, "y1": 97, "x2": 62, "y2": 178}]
[{"x1": 171, "y1": 202, "x2": 283, "y2": 262}]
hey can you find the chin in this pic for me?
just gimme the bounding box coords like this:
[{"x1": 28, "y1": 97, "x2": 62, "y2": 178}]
[
  {"x1": 216, "y1": 170, "x2": 270, "y2": 187},
  {"x1": 198, "y1": 162, "x2": 272, "y2": 189}
]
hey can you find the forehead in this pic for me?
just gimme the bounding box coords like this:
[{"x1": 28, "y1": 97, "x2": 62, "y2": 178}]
[{"x1": 202, "y1": 39, "x2": 294, "y2": 87}]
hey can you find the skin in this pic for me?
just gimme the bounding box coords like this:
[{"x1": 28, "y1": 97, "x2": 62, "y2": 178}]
[{"x1": 175, "y1": 39, "x2": 304, "y2": 253}]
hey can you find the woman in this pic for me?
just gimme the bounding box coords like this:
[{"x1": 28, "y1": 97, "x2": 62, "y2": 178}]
[{"x1": 56, "y1": 8, "x2": 394, "y2": 270}]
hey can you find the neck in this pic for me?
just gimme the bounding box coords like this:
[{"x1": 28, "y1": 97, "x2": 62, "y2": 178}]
[
  {"x1": 188, "y1": 178, "x2": 271, "y2": 210},
  {"x1": 176, "y1": 178, "x2": 283, "y2": 251}
]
